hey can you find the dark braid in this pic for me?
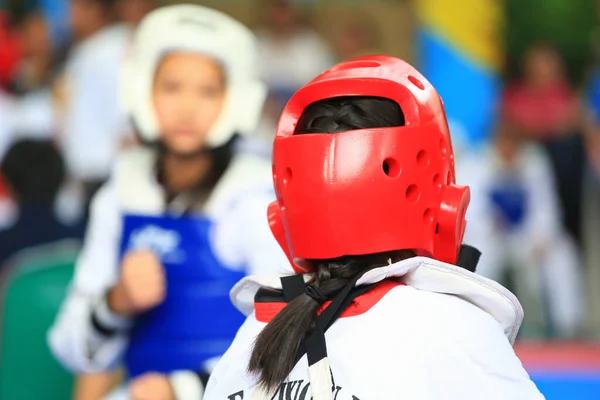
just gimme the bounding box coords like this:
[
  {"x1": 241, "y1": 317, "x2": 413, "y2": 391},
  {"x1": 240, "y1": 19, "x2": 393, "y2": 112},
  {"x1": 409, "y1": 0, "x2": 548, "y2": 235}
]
[{"x1": 249, "y1": 251, "x2": 413, "y2": 392}]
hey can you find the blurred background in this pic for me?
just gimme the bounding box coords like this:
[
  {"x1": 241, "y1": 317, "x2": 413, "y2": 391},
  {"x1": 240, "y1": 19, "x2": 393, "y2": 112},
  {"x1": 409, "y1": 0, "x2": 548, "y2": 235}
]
[{"x1": 0, "y1": 0, "x2": 598, "y2": 399}]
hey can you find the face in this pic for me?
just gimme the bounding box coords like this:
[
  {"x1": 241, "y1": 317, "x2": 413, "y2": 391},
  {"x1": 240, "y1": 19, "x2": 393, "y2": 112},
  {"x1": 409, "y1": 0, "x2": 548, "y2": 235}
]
[
  {"x1": 118, "y1": 0, "x2": 154, "y2": 25},
  {"x1": 495, "y1": 123, "x2": 521, "y2": 164},
  {"x1": 334, "y1": 23, "x2": 371, "y2": 59},
  {"x1": 20, "y1": 14, "x2": 50, "y2": 58},
  {"x1": 153, "y1": 52, "x2": 226, "y2": 156},
  {"x1": 265, "y1": 1, "x2": 296, "y2": 32},
  {"x1": 524, "y1": 45, "x2": 563, "y2": 87},
  {"x1": 70, "y1": 0, "x2": 105, "y2": 40}
]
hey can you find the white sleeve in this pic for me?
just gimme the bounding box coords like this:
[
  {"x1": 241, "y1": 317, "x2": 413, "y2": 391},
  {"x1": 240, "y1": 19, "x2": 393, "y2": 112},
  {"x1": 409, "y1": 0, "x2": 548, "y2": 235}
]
[
  {"x1": 168, "y1": 371, "x2": 205, "y2": 400},
  {"x1": 422, "y1": 297, "x2": 545, "y2": 400},
  {"x1": 522, "y1": 147, "x2": 563, "y2": 245},
  {"x1": 61, "y1": 44, "x2": 128, "y2": 180},
  {"x1": 213, "y1": 187, "x2": 292, "y2": 276},
  {"x1": 47, "y1": 182, "x2": 130, "y2": 373},
  {"x1": 457, "y1": 155, "x2": 505, "y2": 280},
  {"x1": 458, "y1": 156, "x2": 496, "y2": 242}
]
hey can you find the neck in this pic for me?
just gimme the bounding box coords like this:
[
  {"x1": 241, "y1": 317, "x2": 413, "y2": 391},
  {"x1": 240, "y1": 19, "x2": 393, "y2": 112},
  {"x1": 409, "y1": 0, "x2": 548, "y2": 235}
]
[
  {"x1": 526, "y1": 78, "x2": 559, "y2": 92},
  {"x1": 23, "y1": 56, "x2": 50, "y2": 85},
  {"x1": 270, "y1": 24, "x2": 296, "y2": 39},
  {"x1": 77, "y1": 20, "x2": 110, "y2": 42},
  {"x1": 161, "y1": 153, "x2": 213, "y2": 194}
]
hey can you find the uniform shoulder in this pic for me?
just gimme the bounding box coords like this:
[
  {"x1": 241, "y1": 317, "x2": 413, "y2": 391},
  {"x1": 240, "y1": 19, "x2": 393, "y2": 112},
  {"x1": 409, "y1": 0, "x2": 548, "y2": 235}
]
[
  {"x1": 378, "y1": 285, "x2": 504, "y2": 337},
  {"x1": 360, "y1": 286, "x2": 541, "y2": 399},
  {"x1": 229, "y1": 150, "x2": 272, "y2": 180},
  {"x1": 206, "y1": 151, "x2": 274, "y2": 212},
  {"x1": 113, "y1": 146, "x2": 156, "y2": 176},
  {"x1": 90, "y1": 180, "x2": 118, "y2": 212},
  {"x1": 111, "y1": 147, "x2": 164, "y2": 213}
]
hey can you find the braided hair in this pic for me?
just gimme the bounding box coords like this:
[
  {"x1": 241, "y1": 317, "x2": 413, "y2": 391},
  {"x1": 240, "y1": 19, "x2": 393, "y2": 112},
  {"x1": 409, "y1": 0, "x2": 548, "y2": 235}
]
[
  {"x1": 248, "y1": 96, "x2": 408, "y2": 392},
  {"x1": 295, "y1": 96, "x2": 405, "y2": 135}
]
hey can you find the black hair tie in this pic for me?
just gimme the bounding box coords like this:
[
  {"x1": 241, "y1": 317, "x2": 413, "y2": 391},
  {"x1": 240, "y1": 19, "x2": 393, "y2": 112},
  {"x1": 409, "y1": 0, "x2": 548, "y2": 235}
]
[{"x1": 305, "y1": 284, "x2": 327, "y2": 306}]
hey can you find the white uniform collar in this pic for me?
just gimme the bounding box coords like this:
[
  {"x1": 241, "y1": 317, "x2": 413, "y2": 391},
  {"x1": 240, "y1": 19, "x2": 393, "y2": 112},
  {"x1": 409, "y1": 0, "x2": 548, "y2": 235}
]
[
  {"x1": 230, "y1": 256, "x2": 523, "y2": 344},
  {"x1": 113, "y1": 147, "x2": 273, "y2": 215}
]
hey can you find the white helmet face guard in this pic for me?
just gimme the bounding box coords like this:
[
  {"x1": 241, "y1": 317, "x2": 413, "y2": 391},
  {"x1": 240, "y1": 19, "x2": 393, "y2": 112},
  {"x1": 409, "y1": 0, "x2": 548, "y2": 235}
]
[{"x1": 120, "y1": 5, "x2": 267, "y2": 147}]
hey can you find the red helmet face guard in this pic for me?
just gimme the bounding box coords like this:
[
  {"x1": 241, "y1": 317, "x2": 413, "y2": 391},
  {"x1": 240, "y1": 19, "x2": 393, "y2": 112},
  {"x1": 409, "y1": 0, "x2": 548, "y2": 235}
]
[{"x1": 268, "y1": 56, "x2": 470, "y2": 273}]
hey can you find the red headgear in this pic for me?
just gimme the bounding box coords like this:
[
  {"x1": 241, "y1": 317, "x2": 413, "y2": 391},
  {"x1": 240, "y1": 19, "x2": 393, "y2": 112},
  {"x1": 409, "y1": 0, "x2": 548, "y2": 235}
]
[{"x1": 268, "y1": 55, "x2": 470, "y2": 273}]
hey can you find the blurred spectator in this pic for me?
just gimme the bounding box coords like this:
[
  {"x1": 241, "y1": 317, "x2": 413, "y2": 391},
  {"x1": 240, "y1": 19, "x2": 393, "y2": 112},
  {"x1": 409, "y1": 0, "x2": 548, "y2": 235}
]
[
  {"x1": 503, "y1": 43, "x2": 580, "y2": 140},
  {"x1": 0, "y1": 12, "x2": 21, "y2": 90},
  {"x1": 331, "y1": 13, "x2": 382, "y2": 62},
  {"x1": 254, "y1": 0, "x2": 334, "y2": 140},
  {"x1": 56, "y1": 0, "x2": 134, "y2": 207},
  {"x1": 7, "y1": 8, "x2": 67, "y2": 140},
  {"x1": 0, "y1": 89, "x2": 17, "y2": 231},
  {"x1": 8, "y1": 8, "x2": 64, "y2": 95},
  {"x1": 0, "y1": 88, "x2": 16, "y2": 160},
  {"x1": 117, "y1": 0, "x2": 156, "y2": 26},
  {"x1": 582, "y1": 69, "x2": 600, "y2": 339},
  {"x1": 501, "y1": 42, "x2": 585, "y2": 243},
  {"x1": 255, "y1": 0, "x2": 334, "y2": 98},
  {"x1": 459, "y1": 121, "x2": 583, "y2": 339},
  {"x1": 0, "y1": 139, "x2": 84, "y2": 267}
]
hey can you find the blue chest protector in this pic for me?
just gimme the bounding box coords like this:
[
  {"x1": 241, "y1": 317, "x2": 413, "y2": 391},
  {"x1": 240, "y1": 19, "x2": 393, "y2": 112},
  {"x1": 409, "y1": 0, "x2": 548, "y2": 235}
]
[
  {"x1": 119, "y1": 213, "x2": 246, "y2": 379},
  {"x1": 489, "y1": 175, "x2": 528, "y2": 230}
]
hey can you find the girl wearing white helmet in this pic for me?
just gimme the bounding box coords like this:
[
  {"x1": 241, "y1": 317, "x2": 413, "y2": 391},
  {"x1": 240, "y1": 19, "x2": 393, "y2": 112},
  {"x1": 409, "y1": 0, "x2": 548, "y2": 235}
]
[
  {"x1": 48, "y1": 5, "x2": 289, "y2": 399},
  {"x1": 203, "y1": 56, "x2": 545, "y2": 400}
]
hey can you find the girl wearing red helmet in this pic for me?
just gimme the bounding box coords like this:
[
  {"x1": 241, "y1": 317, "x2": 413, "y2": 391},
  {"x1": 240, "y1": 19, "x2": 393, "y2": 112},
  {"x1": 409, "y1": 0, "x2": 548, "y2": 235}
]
[{"x1": 203, "y1": 56, "x2": 544, "y2": 400}]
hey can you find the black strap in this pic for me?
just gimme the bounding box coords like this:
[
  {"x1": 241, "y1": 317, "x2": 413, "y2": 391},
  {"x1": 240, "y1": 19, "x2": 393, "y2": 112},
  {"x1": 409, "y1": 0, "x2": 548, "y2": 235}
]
[
  {"x1": 194, "y1": 371, "x2": 210, "y2": 388},
  {"x1": 281, "y1": 275, "x2": 306, "y2": 302},
  {"x1": 279, "y1": 274, "x2": 378, "y2": 367},
  {"x1": 90, "y1": 293, "x2": 130, "y2": 337},
  {"x1": 456, "y1": 245, "x2": 482, "y2": 273},
  {"x1": 302, "y1": 282, "x2": 377, "y2": 365},
  {"x1": 305, "y1": 284, "x2": 327, "y2": 305},
  {"x1": 90, "y1": 309, "x2": 117, "y2": 337}
]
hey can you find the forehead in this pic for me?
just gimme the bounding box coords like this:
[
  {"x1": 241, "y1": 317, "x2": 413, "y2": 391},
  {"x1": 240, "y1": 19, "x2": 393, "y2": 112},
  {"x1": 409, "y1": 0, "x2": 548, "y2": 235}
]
[{"x1": 154, "y1": 52, "x2": 224, "y2": 76}]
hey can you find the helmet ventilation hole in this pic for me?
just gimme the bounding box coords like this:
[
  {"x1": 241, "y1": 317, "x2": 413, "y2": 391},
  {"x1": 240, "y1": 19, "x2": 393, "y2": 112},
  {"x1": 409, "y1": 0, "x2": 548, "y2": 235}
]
[
  {"x1": 332, "y1": 60, "x2": 381, "y2": 71},
  {"x1": 433, "y1": 173, "x2": 443, "y2": 191},
  {"x1": 417, "y1": 150, "x2": 430, "y2": 168},
  {"x1": 382, "y1": 158, "x2": 401, "y2": 177},
  {"x1": 423, "y1": 208, "x2": 434, "y2": 223},
  {"x1": 408, "y1": 75, "x2": 425, "y2": 90},
  {"x1": 406, "y1": 184, "x2": 420, "y2": 203},
  {"x1": 439, "y1": 137, "x2": 448, "y2": 159},
  {"x1": 283, "y1": 167, "x2": 293, "y2": 185}
]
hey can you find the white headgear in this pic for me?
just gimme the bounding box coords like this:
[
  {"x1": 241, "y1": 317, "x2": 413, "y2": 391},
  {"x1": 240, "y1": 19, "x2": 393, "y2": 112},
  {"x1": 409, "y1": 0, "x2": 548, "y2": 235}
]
[{"x1": 120, "y1": 5, "x2": 267, "y2": 147}]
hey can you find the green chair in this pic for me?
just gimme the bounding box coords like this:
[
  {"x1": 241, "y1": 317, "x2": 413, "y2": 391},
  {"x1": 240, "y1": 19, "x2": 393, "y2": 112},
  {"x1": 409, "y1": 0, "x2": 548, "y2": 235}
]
[{"x1": 0, "y1": 247, "x2": 78, "y2": 400}]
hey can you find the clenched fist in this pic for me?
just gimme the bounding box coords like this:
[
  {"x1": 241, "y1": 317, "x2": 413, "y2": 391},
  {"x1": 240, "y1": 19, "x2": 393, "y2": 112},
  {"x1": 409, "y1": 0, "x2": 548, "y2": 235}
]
[
  {"x1": 107, "y1": 250, "x2": 166, "y2": 316},
  {"x1": 129, "y1": 373, "x2": 175, "y2": 400}
]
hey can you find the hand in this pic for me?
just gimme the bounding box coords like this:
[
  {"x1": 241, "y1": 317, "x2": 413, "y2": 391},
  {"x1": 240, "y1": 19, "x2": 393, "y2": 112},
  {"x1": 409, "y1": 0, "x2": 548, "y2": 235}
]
[
  {"x1": 107, "y1": 250, "x2": 166, "y2": 316},
  {"x1": 129, "y1": 373, "x2": 175, "y2": 400}
]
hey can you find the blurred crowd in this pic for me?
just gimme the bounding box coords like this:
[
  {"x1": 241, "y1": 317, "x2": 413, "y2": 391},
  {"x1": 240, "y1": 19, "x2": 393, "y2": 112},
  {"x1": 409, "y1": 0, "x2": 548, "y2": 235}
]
[{"x1": 0, "y1": 0, "x2": 598, "y2": 343}]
